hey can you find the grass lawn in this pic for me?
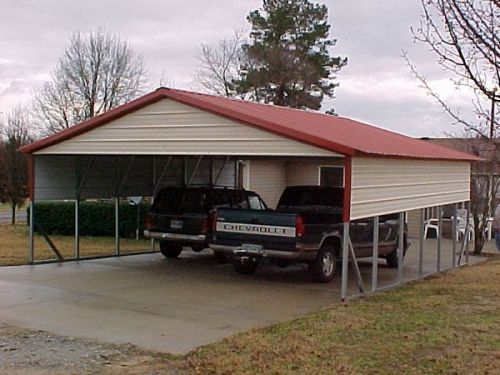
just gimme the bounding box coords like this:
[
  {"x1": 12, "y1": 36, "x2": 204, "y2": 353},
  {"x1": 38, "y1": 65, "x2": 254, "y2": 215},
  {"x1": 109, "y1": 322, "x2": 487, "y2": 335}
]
[
  {"x1": 173, "y1": 259, "x2": 500, "y2": 374},
  {"x1": 0, "y1": 224, "x2": 153, "y2": 265}
]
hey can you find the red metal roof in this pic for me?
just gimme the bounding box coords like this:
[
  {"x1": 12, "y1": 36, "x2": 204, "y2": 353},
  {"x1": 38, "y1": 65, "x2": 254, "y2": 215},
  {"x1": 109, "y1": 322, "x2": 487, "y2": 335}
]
[{"x1": 21, "y1": 87, "x2": 479, "y2": 161}]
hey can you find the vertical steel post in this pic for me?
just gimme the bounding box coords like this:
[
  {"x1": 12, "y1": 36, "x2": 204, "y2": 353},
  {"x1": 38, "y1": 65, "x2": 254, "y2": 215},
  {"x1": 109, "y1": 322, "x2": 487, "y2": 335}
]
[
  {"x1": 437, "y1": 206, "x2": 442, "y2": 272},
  {"x1": 29, "y1": 200, "x2": 35, "y2": 263},
  {"x1": 234, "y1": 160, "x2": 239, "y2": 189},
  {"x1": 115, "y1": 197, "x2": 120, "y2": 255},
  {"x1": 398, "y1": 212, "x2": 404, "y2": 284},
  {"x1": 465, "y1": 201, "x2": 470, "y2": 264},
  {"x1": 452, "y1": 203, "x2": 457, "y2": 267},
  {"x1": 419, "y1": 208, "x2": 424, "y2": 277},
  {"x1": 341, "y1": 222, "x2": 350, "y2": 301},
  {"x1": 371, "y1": 216, "x2": 379, "y2": 292},
  {"x1": 74, "y1": 197, "x2": 80, "y2": 259}
]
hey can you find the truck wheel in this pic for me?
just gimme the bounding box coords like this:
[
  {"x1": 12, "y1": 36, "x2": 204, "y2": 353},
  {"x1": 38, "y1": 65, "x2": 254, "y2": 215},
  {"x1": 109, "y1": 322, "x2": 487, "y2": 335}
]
[
  {"x1": 386, "y1": 235, "x2": 407, "y2": 268},
  {"x1": 159, "y1": 242, "x2": 183, "y2": 258},
  {"x1": 191, "y1": 245, "x2": 205, "y2": 253},
  {"x1": 233, "y1": 258, "x2": 258, "y2": 275},
  {"x1": 310, "y1": 246, "x2": 337, "y2": 282},
  {"x1": 213, "y1": 250, "x2": 227, "y2": 263}
]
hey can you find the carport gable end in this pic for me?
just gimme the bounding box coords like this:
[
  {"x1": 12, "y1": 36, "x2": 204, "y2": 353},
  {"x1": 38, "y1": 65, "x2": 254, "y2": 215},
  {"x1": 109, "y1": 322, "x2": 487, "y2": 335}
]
[{"x1": 20, "y1": 87, "x2": 478, "y2": 222}]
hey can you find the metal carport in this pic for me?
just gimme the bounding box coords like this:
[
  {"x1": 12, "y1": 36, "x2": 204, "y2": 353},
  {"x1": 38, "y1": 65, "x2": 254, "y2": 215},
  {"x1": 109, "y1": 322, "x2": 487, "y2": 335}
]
[{"x1": 20, "y1": 87, "x2": 479, "y2": 300}]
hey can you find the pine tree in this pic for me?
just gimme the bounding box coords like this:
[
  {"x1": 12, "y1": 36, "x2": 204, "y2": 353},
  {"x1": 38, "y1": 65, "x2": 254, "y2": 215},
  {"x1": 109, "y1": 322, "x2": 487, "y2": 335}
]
[{"x1": 235, "y1": 0, "x2": 346, "y2": 110}]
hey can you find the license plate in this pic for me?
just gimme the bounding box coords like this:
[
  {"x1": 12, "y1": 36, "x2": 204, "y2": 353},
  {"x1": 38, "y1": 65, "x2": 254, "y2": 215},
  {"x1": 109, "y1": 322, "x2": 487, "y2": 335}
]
[
  {"x1": 170, "y1": 220, "x2": 183, "y2": 229},
  {"x1": 241, "y1": 243, "x2": 263, "y2": 253}
]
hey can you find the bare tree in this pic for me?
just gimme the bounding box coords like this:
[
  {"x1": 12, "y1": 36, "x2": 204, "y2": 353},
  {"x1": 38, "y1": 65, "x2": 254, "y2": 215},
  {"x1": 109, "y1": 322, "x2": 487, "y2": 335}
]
[
  {"x1": 33, "y1": 29, "x2": 147, "y2": 135},
  {"x1": 409, "y1": 0, "x2": 499, "y2": 136},
  {"x1": 193, "y1": 31, "x2": 245, "y2": 98},
  {"x1": 408, "y1": 0, "x2": 499, "y2": 254},
  {"x1": 0, "y1": 106, "x2": 35, "y2": 224}
]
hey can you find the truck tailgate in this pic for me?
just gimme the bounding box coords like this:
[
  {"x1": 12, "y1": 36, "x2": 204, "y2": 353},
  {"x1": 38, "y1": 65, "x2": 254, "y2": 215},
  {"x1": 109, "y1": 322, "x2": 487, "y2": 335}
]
[{"x1": 213, "y1": 209, "x2": 298, "y2": 250}]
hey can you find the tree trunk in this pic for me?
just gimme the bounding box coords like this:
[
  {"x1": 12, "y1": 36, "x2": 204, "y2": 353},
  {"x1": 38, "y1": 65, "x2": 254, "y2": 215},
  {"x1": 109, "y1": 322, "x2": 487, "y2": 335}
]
[
  {"x1": 473, "y1": 231, "x2": 484, "y2": 255},
  {"x1": 10, "y1": 203, "x2": 16, "y2": 225}
]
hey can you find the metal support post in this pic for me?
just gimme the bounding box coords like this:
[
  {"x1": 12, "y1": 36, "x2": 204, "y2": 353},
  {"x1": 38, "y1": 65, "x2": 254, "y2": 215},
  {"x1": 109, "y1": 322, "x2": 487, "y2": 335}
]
[
  {"x1": 234, "y1": 160, "x2": 239, "y2": 189},
  {"x1": 349, "y1": 239, "x2": 365, "y2": 293},
  {"x1": 398, "y1": 212, "x2": 404, "y2": 284},
  {"x1": 187, "y1": 156, "x2": 203, "y2": 186},
  {"x1": 371, "y1": 216, "x2": 379, "y2": 292},
  {"x1": 153, "y1": 156, "x2": 172, "y2": 197},
  {"x1": 209, "y1": 157, "x2": 214, "y2": 187},
  {"x1": 29, "y1": 201, "x2": 35, "y2": 263},
  {"x1": 465, "y1": 201, "x2": 470, "y2": 264},
  {"x1": 452, "y1": 203, "x2": 457, "y2": 267},
  {"x1": 115, "y1": 197, "x2": 120, "y2": 255},
  {"x1": 214, "y1": 156, "x2": 230, "y2": 185},
  {"x1": 341, "y1": 222, "x2": 350, "y2": 301},
  {"x1": 437, "y1": 206, "x2": 442, "y2": 272},
  {"x1": 418, "y1": 208, "x2": 424, "y2": 277},
  {"x1": 74, "y1": 197, "x2": 80, "y2": 259}
]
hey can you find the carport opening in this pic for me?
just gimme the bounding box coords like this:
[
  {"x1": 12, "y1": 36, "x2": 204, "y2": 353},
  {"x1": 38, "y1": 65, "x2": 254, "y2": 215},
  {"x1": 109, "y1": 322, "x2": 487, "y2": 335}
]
[{"x1": 28, "y1": 155, "x2": 240, "y2": 263}]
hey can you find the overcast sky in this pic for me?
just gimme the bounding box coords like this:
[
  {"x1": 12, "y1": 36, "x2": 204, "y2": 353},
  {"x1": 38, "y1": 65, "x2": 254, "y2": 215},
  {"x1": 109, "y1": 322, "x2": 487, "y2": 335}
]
[{"x1": 0, "y1": 0, "x2": 473, "y2": 137}]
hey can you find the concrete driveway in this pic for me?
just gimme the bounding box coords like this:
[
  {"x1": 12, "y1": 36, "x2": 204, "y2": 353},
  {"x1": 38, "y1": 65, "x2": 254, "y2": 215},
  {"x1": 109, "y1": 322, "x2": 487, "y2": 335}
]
[
  {"x1": 0, "y1": 252, "x2": 342, "y2": 354},
  {"x1": 0, "y1": 242, "x2": 485, "y2": 354}
]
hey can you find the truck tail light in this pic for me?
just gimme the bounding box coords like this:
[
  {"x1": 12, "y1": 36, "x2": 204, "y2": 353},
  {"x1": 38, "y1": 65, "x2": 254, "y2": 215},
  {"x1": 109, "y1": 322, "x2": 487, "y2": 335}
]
[
  {"x1": 144, "y1": 214, "x2": 154, "y2": 231},
  {"x1": 296, "y1": 215, "x2": 305, "y2": 237}
]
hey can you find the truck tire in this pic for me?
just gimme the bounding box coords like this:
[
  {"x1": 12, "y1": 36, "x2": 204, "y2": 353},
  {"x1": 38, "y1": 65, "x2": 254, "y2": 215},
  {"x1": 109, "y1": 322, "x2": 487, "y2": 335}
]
[
  {"x1": 310, "y1": 245, "x2": 337, "y2": 283},
  {"x1": 386, "y1": 235, "x2": 408, "y2": 268},
  {"x1": 213, "y1": 250, "x2": 227, "y2": 262},
  {"x1": 159, "y1": 242, "x2": 183, "y2": 258},
  {"x1": 233, "y1": 258, "x2": 258, "y2": 275}
]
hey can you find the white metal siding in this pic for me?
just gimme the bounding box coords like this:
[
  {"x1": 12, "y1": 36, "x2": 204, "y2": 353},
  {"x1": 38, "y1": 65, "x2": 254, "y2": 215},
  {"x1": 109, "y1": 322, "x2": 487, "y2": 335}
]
[
  {"x1": 350, "y1": 157, "x2": 471, "y2": 220},
  {"x1": 285, "y1": 159, "x2": 343, "y2": 186},
  {"x1": 248, "y1": 160, "x2": 287, "y2": 208},
  {"x1": 35, "y1": 99, "x2": 339, "y2": 157}
]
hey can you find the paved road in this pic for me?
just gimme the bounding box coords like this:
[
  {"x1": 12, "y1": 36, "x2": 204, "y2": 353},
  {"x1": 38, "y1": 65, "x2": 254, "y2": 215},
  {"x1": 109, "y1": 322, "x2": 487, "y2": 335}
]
[{"x1": 0, "y1": 211, "x2": 27, "y2": 224}]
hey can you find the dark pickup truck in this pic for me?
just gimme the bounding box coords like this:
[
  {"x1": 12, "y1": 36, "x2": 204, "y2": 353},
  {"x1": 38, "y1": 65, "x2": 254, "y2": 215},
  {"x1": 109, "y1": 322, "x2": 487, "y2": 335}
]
[
  {"x1": 210, "y1": 186, "x2": 408, "y2": 282},
  {"x1": 144, "y1": 186, "x2": 267, "y2": 259}
]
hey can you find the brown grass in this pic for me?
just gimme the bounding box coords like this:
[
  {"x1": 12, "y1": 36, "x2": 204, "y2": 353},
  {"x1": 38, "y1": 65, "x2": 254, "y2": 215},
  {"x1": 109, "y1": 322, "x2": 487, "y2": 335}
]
[
  {"x1": 179, "y1": 258, "x2": 500, "y2": 374},
  {"x1": 0, "y1": 224, "x2": 152, "y2": 266}
]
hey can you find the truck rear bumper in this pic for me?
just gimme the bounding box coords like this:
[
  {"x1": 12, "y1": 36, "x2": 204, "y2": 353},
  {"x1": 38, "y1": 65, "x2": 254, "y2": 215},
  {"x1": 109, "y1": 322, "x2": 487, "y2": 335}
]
[
  {"x1": 209, "y1": 244, "x2": 317, "y2": 261},
  {"x1": 144, "y1": 230, "x2": 206, "y2": 243}
]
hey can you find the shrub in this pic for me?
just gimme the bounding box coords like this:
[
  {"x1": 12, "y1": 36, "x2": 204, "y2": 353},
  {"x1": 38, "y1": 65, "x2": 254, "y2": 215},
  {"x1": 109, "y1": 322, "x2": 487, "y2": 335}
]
[{"x1": 28, "y1": 201, "x2": 150, "y2": 237}]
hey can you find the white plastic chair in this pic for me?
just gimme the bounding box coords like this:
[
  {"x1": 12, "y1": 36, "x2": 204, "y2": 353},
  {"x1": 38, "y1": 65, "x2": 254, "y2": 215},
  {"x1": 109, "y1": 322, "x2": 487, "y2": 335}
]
[
  {"x1": 424, "y1": 218, "x2": 439, "y2": 239},
  {"x1": 452, "y1": 216, "x2": 474, "y2": 242}
]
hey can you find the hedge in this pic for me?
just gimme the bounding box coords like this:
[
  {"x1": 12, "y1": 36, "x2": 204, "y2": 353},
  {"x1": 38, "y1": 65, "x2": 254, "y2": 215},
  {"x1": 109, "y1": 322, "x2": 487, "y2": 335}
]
[{"x1": 28, "y1": 201, "x2": 150, "y2": 238}]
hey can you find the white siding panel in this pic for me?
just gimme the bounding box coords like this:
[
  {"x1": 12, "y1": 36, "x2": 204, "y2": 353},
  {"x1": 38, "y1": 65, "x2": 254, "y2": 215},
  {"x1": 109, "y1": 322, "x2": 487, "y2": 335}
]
[
  {"x1": 248, "y1": 160, "x2": 286, "y2": 208},
  {"x1": 285, "y1": 159, "x2": 343, "y2": 186},
  {"x1": 350, "y1": 157, "x2": 471, "y2": 220},
  {"x1": 35, "y1": 99, "x2": 339, "y2": 157}
]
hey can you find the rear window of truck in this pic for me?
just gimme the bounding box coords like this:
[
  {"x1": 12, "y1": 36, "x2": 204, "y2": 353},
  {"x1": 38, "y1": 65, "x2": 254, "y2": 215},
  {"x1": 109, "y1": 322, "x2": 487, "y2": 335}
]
[{"x1": 277, "y1": 187, "x2": 343, "y2": 210}]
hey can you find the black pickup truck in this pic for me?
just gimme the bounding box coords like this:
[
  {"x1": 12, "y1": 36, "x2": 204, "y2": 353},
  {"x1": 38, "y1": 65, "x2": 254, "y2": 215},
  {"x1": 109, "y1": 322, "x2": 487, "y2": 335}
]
[
  {"x1": 144, "y1": 186, "x2": 267, "y2": 258},
  {"x1": 210, "y1": 186, "x2": 408, "y2": 282}
]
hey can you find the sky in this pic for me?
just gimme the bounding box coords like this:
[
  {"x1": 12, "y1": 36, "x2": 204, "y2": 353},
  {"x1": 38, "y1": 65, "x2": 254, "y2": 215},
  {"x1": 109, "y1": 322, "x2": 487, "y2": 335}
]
[{"x1": 0, "y1": 0, "x2": 473, "y2": 137}]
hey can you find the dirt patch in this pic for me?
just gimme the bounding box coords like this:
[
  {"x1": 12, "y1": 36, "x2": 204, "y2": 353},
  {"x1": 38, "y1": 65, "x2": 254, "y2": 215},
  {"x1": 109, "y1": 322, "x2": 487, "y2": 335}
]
[{"x1": 0, "y1": 324, "x2": 182, "y2": 375}]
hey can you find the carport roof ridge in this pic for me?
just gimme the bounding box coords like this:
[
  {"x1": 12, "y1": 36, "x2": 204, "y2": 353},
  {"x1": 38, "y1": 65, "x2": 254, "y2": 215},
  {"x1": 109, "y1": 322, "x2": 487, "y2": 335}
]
[{"x1": 21, "y1": 87, "x2": 479, "y2": 161}]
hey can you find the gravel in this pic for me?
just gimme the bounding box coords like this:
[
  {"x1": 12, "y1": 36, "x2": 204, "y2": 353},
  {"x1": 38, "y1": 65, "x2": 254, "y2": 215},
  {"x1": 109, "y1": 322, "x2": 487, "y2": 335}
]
[{"x1": 0, "y1": 323, "x2": 183, "y2": 375}]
